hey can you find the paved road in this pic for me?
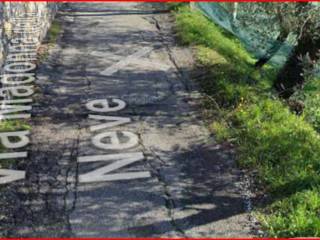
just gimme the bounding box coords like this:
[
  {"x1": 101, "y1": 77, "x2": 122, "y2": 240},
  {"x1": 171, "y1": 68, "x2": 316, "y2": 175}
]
[{"x1": 0, "y1": 3, "x2": 253, "y2": 237}]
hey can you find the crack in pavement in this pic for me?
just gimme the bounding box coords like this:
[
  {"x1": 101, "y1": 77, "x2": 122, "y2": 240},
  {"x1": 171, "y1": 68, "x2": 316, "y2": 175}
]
[
  {"x1": 150, "y1": 16, "x2": 192, "y2": 93},
  {"x1": 136, "y1": 130, "x2": 187, "y2": 238}
]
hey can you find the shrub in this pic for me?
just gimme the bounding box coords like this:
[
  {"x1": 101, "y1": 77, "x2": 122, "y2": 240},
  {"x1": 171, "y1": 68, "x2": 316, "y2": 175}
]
[
  {"x1": 303, "y1": 93, "x2": 320, "y2": 132},
  {"x1": 290, "y1": 77, "x2": 320, "y2": 132}
]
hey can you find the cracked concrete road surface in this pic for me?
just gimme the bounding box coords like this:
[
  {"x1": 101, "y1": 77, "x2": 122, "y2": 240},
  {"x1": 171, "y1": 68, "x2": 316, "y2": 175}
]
[{"x1": 0, "y1": 3, "x2": 253, "y2": 237}]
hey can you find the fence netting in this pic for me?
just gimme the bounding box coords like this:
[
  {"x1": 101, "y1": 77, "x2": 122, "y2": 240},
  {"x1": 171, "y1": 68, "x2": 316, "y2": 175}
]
[{"x1": 195, "y1": 2, "x2": 320, "y2": 69}]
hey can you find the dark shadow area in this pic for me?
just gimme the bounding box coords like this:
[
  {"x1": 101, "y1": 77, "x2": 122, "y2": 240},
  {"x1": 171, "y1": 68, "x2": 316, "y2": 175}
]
[
  {"x1": 66, "y1": 142, "x2": 248, "y2": 237},
  {"x1": 124, "y1": 143, "x2": 246, "y2": 236},
  {"x1": 0, "y1": 143, "x2": 79, "y2": 237}
]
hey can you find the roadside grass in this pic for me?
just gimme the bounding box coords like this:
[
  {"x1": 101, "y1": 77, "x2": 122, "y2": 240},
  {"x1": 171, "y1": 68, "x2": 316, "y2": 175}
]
[
  {"x1": 173, "y1": 6, "x2": 320, "y2": 237},
  {"x1": 0, "y1": 120, "x2": 30, "y2": 132},
  {"x1": 38, "y1": 20, "x2": 62, "y2": 62},
  {"x1": 47, "y1": 20, "x2": 62, "y2": 44},
  {"x1": 0, "y1": 120, "x2": 31, "y2": 169},
  {"x1": 175, "y1": 8, "x2": 254, "y2": 69}
]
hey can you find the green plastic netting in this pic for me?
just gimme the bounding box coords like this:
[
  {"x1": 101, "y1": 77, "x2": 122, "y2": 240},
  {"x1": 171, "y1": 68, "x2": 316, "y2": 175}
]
[{"x1": 195, "y1": 2, "x2": 319, "y2": 68}]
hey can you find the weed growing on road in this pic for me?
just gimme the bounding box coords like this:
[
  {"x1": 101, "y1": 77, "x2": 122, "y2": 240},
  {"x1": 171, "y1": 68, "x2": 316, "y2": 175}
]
[
  {"x1": 0, "y1": 120, "x2": 30, "y2": 132},
  {"x1": 174, "y1": 6, "x2": 320, "y2": 237},
  {"x1": 38, "y1": 20, "x2": 62, "y2": 62},
  {"x1": 0, "y1": 120, "x2": 30, "y2": 169},
  {"x1": 47, "y1": 20, "x2": 62, "y2": 44}
]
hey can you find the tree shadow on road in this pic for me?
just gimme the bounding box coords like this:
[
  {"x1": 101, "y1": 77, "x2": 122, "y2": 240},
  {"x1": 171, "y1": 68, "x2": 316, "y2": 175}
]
[{"x1": 68, "y1": 140, "x2": 251, "y2": 237}]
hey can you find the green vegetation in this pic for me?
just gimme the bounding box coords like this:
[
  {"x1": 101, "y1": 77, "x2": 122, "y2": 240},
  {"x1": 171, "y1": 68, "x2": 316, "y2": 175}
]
[
  {"x1": 173, "y1": 6, "x2": 320, "y2": 237},
  {"x1": 176, "y1": 9, "x2": 254, "y2": 67},
  {"x1": 38, "y1": 20, "x2": 62, "y2": 62},
  {"x1": 290, "y1": 77, "x2": 320, "y2": 132},
  {"x1": 166, "y1": 2, "x2": 187, "y2": 11},
  {"x1": 47, "y1": 20, "x2": 61, "y2": 44},
  {"x1": 233, "y1": 99, "x2": 320, "y2": 192},
  {"x1": 0, "y1": 120, "x2": 31, "y2": 169},
  {"x1": 0, "y1": 120, "x2": 30, "y2": 132}
]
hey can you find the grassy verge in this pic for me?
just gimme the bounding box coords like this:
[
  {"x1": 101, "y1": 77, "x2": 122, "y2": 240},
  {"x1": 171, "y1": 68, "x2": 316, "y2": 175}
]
[
  {"x1": 38, "y1": 20, "x2": 62, "y2": 62},
  {"x1": 174, "y1": 6, "x2": 320, "y2": 237},
  {"x1": 47, "y1": 20, "x2": 62, "y2": 44},
  {"x1": 0, "y1": 120, "x2": 31, "y2": 169}
]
